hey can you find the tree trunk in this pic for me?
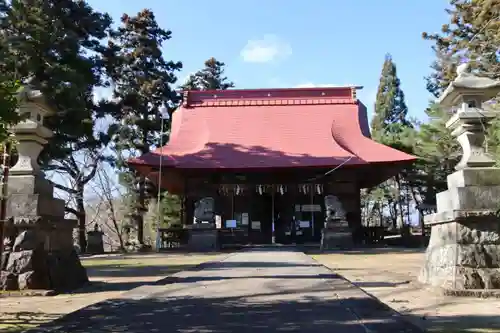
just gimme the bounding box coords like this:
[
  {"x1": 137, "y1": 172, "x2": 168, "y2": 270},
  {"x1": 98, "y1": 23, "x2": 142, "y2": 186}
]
[
  {"x1": 410, "y1": 187, "x2": 426, "y2": 242},
  {"x1": 76, "y1": 185, "x2": 87, "y2": 252},
  {"x1": 388, "y1": 199, "x2": 397, "y2": 229},
  {"x1": 107, "y1": 205, "x2": 126, "y2": 252},
  {"x1": 418, "y1": 209, "x2": 426, "y2": 237},
  {"x1": 395, "y1": 174, "x2": 405, "y2": 229},
  {"x1": 136, "y1": 174, "x2": 146, "y2": 245}
]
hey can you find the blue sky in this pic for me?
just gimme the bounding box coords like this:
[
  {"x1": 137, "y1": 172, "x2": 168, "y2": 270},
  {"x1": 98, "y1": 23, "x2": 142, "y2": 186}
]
[{"x1": 88, "y1": 0, "x2": 450, "y2": 121}]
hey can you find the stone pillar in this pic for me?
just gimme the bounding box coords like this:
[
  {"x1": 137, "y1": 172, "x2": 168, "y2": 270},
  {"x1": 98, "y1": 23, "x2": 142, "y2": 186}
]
[
  {"x1": 419, "y1": 64, "x2": 500, "y2": 291},
  {"x1": 0, "y1": 84, "x2": 88, "y2": 291}
]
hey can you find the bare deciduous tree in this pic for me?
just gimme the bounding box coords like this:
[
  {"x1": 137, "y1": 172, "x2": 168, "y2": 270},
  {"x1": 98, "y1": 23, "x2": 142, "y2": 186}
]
[{"x1": 85, "y1": 164, "x2": 128, "y2": 252}]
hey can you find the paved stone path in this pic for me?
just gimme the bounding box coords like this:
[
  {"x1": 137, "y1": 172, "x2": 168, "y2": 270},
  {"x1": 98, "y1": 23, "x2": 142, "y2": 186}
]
[{"x1": 28, "y1": 248, "x2": 424, "y2": 333}]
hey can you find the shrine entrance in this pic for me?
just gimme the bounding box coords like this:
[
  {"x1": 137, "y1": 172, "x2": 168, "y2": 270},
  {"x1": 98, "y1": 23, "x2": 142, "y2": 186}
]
[{"x1": 212, "y1": 183, "x2": 327, "y2": 245}]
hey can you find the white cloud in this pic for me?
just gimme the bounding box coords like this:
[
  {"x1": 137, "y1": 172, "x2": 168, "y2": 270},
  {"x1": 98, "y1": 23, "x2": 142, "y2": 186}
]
[{"x1": 240, "y1": 34, "x2": 292, "y2": 63}]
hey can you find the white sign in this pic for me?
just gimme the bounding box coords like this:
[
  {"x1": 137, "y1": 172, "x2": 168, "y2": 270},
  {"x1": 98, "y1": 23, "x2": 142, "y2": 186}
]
[
  {"x1": 225, "y1": 220, "x2": 237, "y2": 228},
  {"x1": 301, "y1": 204, "x2": 321, "y2": 212},
  {"x1": 242, "y1": 213, "x2": 249, "y2": 225},
  {"x1": 299, "y1": 220, "x2": 311, "y2": 228},
  {"x1": 215, "y1": 215, "x2": 222, "y2": 229},
  {"x1": 251, "y1": 221, "x2": 261, "y2": 230}
]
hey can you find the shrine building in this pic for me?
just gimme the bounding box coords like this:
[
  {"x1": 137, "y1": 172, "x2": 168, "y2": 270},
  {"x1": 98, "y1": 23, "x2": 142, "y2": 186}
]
[{"x1": 129, "y1": 86, "x2": 416, "y2": 245}]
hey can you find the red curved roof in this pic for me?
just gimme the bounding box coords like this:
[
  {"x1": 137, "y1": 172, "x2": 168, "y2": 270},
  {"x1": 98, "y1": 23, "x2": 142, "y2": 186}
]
[{"x1": 129, "y1": 87, "x2": 416, "y2": 170}]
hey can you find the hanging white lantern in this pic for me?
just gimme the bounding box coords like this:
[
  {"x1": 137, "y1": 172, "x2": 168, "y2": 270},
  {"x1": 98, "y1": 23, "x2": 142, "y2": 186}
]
[
  {"x1": 279, "y1": 185, "x2": 284, "y2": 195},
  {"x1": 316, "y1": 184, "x2": 322, "y2": 195},
  {"x1": 258, "y1": 185, "x2": 263, "y2": 195},
  {"x1": 236, "y1": 185, "x2": 241, "y2": 196}
]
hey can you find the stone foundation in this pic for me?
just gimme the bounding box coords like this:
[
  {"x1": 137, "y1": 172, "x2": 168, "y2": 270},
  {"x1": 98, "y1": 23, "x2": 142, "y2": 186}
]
[
  {"x1": 187, "y1": 224, "x2": 218, "y2": 251},
  {"x1": 320, "y1": 219, "x2": 352, "y2": 250},
  {"x1": 419, "y1": 214, "x2": 500, "y2": 290},
  {"x1": 0, "y1": 230, "x2": 88, "y2": 291}
]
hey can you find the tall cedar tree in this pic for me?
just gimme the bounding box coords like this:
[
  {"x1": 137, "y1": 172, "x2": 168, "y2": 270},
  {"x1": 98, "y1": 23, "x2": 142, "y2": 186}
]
[
  {"x1": 369, "y1": 54, "x2": 412, "y2": 229},
  {"x1": 182, "y1": 57, "x2": 234, "y2": 90},
  {"x1": 371, "y1": 54, "x2": 412, "y2": 142},
  {"x1": 0, "y1": 0, "x2": 113, "y2": 251},
  {"x1": 105, "y1": 9, "x2": 182, "y2": 246},
  {"x1": 423, "y1": 0, "x2": 500, "y2": 97}
]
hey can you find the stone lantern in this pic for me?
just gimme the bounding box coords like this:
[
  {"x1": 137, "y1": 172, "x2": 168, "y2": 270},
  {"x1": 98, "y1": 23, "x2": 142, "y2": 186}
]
[
  {"x1": 9, "y1": 85, "x2": 53, "y2": 176},
  {"x1": 419, "y1": 64, "x2": 500, "y2": 292},
  {"x1": 0, "y1": 84, "x2": 88, "y2": 291},
  {"x1": 439, "y1": 63, "x2": 500, "y2": 170}
]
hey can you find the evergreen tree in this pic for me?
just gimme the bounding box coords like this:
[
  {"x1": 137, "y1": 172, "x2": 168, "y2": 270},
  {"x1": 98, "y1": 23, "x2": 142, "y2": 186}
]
[
  {"x1": 369, "y1": 54, "x2": 413, "y2": 230},
  {"x1": 182, "y1": 57, "x2": 234, "y2": 90},
  {"x1": 418, "y1": 0, "x2": 499, "y2": 187},
  {"x1": 0, "y1": 0, "x2": 113, "y2": 251},
  {"x1": 0, "y1": 80, "x2": 21, "y2": 143},
  {"x1": 422, "y1": 0, "x2": 500, "y2": 97},
  {"x1": 104, "y1": 9, "x2": 182, "y2": 246},
  {"x1": 151, "y1": 192, "x2": 181, "y2": 228},
  {"x1": 371, "y1": 54, "x2": 412, "y2": 142},
  {"x1": 407, "y1": 104, "x2": 460, "y2": 233}
]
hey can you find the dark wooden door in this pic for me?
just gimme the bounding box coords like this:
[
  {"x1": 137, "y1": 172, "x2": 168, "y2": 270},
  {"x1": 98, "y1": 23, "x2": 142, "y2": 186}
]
[
  {"x1": 249, "y1": 193, "x2": 272, "y2": 244},
  {"x1": 274, "y1": 192, "x2": 294, "y2": 244}
]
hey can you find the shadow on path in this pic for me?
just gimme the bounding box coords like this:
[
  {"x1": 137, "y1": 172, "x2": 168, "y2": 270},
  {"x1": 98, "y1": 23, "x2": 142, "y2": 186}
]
[
  {"x1": 0, "y1": 312, "x2": 62, "y2": 333},
  {"x1": 25, "y1": 289, "x2": 424, "y2": 333}
]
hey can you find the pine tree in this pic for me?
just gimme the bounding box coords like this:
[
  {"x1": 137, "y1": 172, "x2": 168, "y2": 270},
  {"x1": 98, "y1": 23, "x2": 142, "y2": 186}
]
[
  {"x1": 406, "y1": 0, "x2": 500, "y2": 235},
  {"x1": 0, "y1": 0, "x2": 113, "y2": 251},
  {"x1": 104, "y1": 9, "x2": 182, "y2": 246},
  {"x1": 422, "y1": 0, "x2": 500, "y2": 97},
  {"x1": 0, "y1": 80, "x2": 20, "y2": 143},
  {"x1": 182, "y1": 57, "x2": 234, "y2": 90},
  {"x1": 418, "y1": 0, "x2": 499, "y2": 180},
  {"x1": 371, "y1": 54, "x2": 412, "y2": 142}
]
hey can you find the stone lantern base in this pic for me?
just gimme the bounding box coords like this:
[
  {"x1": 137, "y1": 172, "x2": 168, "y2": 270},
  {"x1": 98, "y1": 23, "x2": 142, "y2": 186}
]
[
  {"x1": 420, "y1": 211, "x2": 500, "y2": 290},
  {"x1": 0, "y1": 218, "x2": 88, "y2": 291},
  {"x1": 420, "y1": 168, "x2": 500, "y2": 290},
  {"x1": 0, "y1": 176, "x2": 88, "y2": 291}
]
